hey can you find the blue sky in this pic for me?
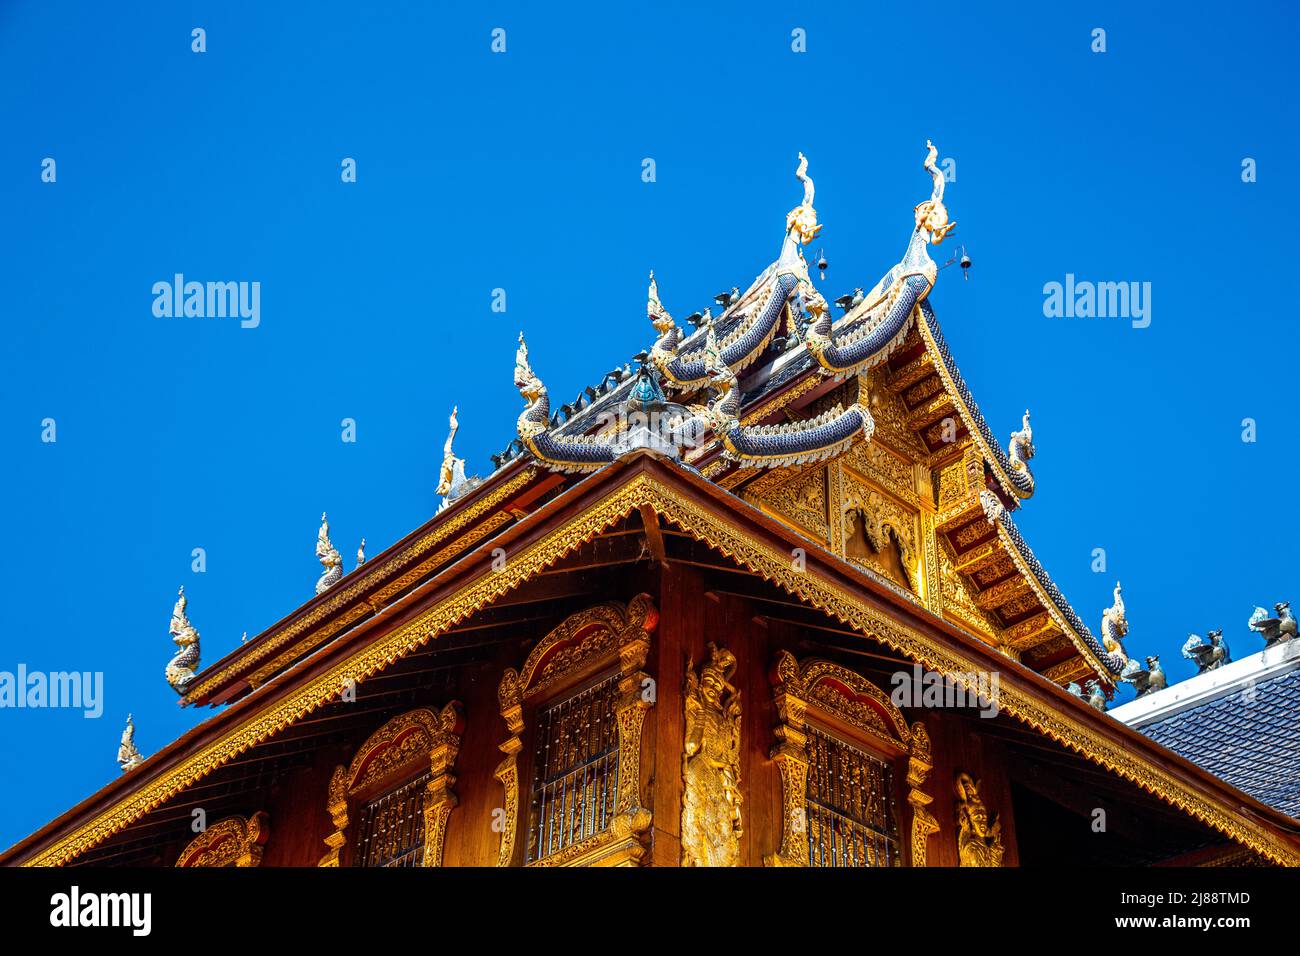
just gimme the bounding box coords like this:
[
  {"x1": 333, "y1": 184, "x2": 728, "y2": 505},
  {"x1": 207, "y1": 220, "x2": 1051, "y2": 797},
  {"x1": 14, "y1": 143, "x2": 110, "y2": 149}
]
[{"x1": 1, "y1": 1, "x2": 1295, "y2": 850}]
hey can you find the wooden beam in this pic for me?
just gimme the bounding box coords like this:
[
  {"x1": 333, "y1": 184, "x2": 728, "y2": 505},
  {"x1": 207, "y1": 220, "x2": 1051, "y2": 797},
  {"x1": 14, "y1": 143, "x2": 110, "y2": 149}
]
[{"x1": 638, "y1": 504, "x2": 668, "y2": 567}]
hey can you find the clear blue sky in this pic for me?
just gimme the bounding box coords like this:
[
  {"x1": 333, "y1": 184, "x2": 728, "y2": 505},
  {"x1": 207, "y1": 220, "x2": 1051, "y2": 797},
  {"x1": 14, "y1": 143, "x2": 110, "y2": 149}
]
[{"x1": 1, "y1": 1, "x2": 1295, "y2": 851}]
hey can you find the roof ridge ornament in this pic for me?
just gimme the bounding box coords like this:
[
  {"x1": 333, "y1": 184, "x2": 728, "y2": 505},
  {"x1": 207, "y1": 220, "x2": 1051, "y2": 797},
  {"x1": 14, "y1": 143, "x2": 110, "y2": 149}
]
[
  {"x1": 1100, "y1": 581, "x2": 1131, "y2": 675},
  {"x1": 1248, "y1": 601, "x2": 1297, "y2": 646},
  {"x1": 315, "y1": 513, "x2": 343, "y2": 595},
  {"x1": 117, "y1": 713, "x2": 144, "y2": 772},
  {"x1": 1007, "y1": 409, "x2": 1036, "y2": 495},
  {"x1": 164, "y1": 586, "x2": 201, "y2": 695},
  {"x1": 436, "y1": 405, "x2": 483, "y2": 512},
  {"x1": 916, "y1": 140, "x2": 956, "y2": 245},
  {"x1": 784, "y1": 152, "x2": 822, "y2": 248},
  {"x1": 803, "y1": 140, "x2": 957, "y2": 380}
]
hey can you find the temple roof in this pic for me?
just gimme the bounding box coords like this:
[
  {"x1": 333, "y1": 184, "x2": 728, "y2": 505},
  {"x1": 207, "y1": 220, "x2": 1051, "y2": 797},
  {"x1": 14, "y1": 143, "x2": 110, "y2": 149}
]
[
  {"x1": 7, "y1": 451, "x2": 1300, "y2": 866},
  {"x1": 1114, "y1": 642, "x2": 1300, "y2": 818},
  {"x1": 182, "y1": 143, "x2": 1127, "y2": 705}
]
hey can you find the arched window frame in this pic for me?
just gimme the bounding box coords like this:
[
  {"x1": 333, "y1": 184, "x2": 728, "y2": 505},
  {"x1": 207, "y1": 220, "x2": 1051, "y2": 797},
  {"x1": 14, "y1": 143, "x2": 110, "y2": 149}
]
[
  {"x1": 495, "y1": 594, "x2": 657, "y2": 867},
  {"x1": 318, "y1": 702, "x2": 464, "y2": 867},
  {"x1": 175, "y1": 811, "x2": 270, "y2": 867},
  {"x1": 766, "y1": 651, "x2": 938, "y2": 866}
]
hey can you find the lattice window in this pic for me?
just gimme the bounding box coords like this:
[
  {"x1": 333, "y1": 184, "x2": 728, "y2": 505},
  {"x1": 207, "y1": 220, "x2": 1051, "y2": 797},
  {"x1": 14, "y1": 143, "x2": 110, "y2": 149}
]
[
  {"x1": 525, "y1": 672, "x2": 621, "y2": 863},
  {"x1": 354, "y1": 771, "x2": 432, "y2": 868},
  {"x1": 804, "y1": 726, "x2": 901, "y2": 867}
]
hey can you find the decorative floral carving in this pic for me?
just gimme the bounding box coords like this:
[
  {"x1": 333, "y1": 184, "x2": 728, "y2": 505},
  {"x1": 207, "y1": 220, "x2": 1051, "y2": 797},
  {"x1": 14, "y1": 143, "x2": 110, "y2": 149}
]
[{"x1": 176, "y1": 812, "x2": 269, "y2": 867}]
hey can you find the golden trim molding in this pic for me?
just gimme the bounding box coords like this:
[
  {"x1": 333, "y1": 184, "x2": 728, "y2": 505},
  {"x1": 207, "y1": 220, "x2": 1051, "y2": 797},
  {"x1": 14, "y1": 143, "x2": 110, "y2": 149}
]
[
  {"x1": 175, "y1": 811, "x2": 269, "y2": 867},
  {"x1": 318, "y1": 703, "x2": 463, "y2": 867},
  {"x1": 764, "y1": 651, "x2": 934, "y2": 866},
  {"x1": 495, "y1": 595, "x2": 658, "y2": 867},
  {"x1": 23, "y1": 471, "x2": 1300, "y2": 867}
]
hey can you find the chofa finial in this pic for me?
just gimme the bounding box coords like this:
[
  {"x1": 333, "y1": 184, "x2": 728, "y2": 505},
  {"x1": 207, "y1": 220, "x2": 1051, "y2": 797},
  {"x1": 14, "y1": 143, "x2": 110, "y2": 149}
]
[
  {"x1": 915, "y1": 140, "x2": 956, "y2": 244},
  {"x1": 315, "y1": 512, "x2": 343, "y2": 595},
  {"x1": 117, "y1": 713, "x2": 144, "y2": 771},
  {"x1": 164, "y1": 586, "x2": 201, "y2": 694},
  {"x1": 437, "y1": 405, "x2": 483, "y2": 509},
  {"x1": 785, "y1": 152, "x2": 822, "y2": 246}
]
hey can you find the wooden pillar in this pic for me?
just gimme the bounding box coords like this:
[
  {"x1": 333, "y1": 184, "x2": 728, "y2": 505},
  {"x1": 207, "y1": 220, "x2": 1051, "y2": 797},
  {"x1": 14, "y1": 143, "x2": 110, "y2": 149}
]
[{"x1": 648, "y1": 563, "x2": 705, "y2": 866}]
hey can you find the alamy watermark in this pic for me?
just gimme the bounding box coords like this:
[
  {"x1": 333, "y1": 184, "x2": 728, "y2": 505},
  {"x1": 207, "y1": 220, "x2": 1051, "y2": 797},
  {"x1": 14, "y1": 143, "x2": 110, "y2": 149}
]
[
  {"x1": 1043, "y1": 274, "x2": 1150, "y2": 329},
  {"x1": 152, "y1": 274, "x2": 260, "y2": 328},
  {"x1": 890, "y1": 663, "x2": 1000, "y2": 718},
  {"x1": 0, "y1": 665, "x2": 103, "y2": 718}
]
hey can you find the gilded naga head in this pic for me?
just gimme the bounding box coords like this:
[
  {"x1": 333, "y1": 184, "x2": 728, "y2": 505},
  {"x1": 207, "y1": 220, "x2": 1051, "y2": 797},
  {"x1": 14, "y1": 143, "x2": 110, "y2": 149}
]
[
  {"x1": 647, "y1": 271, "x2": 676, "y2": 335},
  {"x1": 316, "y1": 513, "x2": 342, "y2": 569},
  {"x1": 914, "y1": 141, "x2": 956, "y2": 245},
  {"x1": 514, "y1": 332, "x2": 546, "y2": 402},
  {"x1": 169, "y1": 587, "x2": 200, "y2": 648}
]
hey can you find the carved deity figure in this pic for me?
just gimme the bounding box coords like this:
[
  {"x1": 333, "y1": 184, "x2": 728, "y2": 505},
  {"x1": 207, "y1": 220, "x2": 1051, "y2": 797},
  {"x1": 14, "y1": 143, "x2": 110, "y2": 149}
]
[
  {"x1": 682, "y1": 643, "x2": 743, "y2": 867},
  {"x1": 954, "y1": 773, "x2": 1003, "y2": 867}
]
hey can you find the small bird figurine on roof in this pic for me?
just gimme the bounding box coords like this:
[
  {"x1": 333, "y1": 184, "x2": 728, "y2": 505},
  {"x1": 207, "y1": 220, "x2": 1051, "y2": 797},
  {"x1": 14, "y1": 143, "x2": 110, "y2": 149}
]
[
  {"x1": 356, "y1": 538, "x2": 366, "y2": 567},
  {"x1": 834, "y1": 288, "x2": 865, "y2": 313},
  {"x1": 714, "y1": 287, "x2": 740, "y2": 311},
  {"x1": 1181, "y1": 629, "x2": 1230, "y2": 673},
  {"x1": 1249, "y1": 601, "x2": 1297, "y2": 646}
]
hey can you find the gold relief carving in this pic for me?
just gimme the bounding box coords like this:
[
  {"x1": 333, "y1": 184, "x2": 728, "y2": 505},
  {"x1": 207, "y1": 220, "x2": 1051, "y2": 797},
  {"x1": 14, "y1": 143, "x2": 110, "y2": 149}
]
[
  {"x1": 996, "y1": 592, "x2": 1041, "y2": 621},
  {"x1": 939, "y1": 547, "x2": 1001, "y2": 640},
  {"x1": 765, "y1": 652, "x2": 937, "y2": 867},
  {"x1": 753, "y1": 466, "x2": 829, "y2": 541},
  {"x1": 1042, "y1": 657, "x2": 1094, "y2": 687},
  {"x1": 496, "y1": 595, "x2": 658, "y2": 867},
  {"x1": 955, "y1": 772, "x2": 1004, "y2": 867},
  {"x1": 973, "y1": 576, "x2": 1032, "y2": 610},
  {"x1": 187, "y1": 469, "x2": 536, "y2": 701},
  {"x1": 904, "y1": 376, "x2": 944, "y2": 407},
  {"x1": 867, "y1": 369, "x2": 928, "y2": 460},
  {"x1": 175, "y1": 812, "x2": 269, "y2": 867},
  {"x1": 971, "y1": 554, "x2": 1016, "y2": 588},
  {"x1": 951, "y1": 519, "x2": 994, "y2": 550},
  {"x1": 841, "y1": 477, "x2": 920, "y2": 592},
  {"x1": 906, "y1": 723, "x2": 939, "y2": 866},
  {"x1": 317, "y1": 703, "x2": 464, "y2": 867},
  {"x1": 921, "y1": 511, "x2": 941, "y2": 614},
  {"x1": 843, "y1": 437, "x2": 917, "y2": 507},
  {"x1": 29, "y1": 472, "x2": 1300, "y2": 868},
  {"x1": 683, "y1": 643, "x2": 744, "y2": 867}
]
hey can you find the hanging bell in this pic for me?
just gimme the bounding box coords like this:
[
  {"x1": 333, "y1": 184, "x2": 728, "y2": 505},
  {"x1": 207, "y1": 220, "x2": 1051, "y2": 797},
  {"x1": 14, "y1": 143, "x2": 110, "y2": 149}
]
[
  {"x1": 816, "y1": 249, "x2": 828, "y2": 280},
  {"x1": 959, "y1": 247, "x2": 972, "y2": 281}
]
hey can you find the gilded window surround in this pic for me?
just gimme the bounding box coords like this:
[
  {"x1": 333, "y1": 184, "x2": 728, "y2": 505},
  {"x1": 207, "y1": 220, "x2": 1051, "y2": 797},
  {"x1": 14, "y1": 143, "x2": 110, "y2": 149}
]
[
  {"x1": 175, "y1": 811, "x2": 269, "y2": 867},
  {"x1": 495, "y1": 594, "x2": 658, "y2": 867},
  {"x1": 765, "y1": 651, "x2": 936, "y2": 866},
  {"x1": 318, "y1": 703, "x2": 463, "y2": 867},
  {"x1": 18, "y1": 466, "x2": 1300, "y2": 867}
]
